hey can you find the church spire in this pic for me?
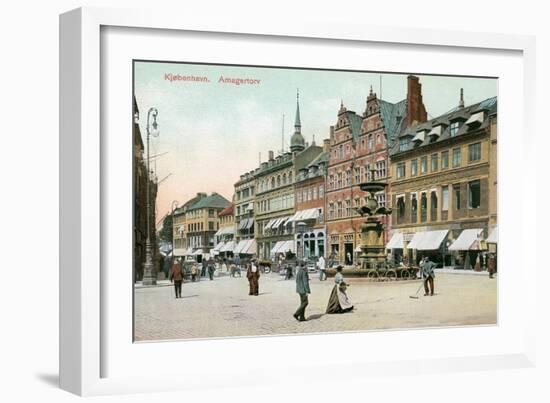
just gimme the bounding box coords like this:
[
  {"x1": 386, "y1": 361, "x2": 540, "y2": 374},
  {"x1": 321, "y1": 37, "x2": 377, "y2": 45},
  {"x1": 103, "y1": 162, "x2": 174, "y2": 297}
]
[
  {"x1": 294, "y1": 89, "x2": 301, "y2": 132},
  {"x1": 459, "y1": 88, "x2": 465, "y2": 108},
  {"x1": 290, "y1": 89, "x2": 305, "y2": 153}
]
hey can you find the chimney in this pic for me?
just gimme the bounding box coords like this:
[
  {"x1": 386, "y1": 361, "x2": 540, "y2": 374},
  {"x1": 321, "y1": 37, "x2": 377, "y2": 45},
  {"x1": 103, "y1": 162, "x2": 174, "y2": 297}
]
[
  {"x1": 268, "y1": 150, "x2": 274, "y2": 161},
  {"x1": 459, "y1": 88, "x2": 465, "y2": 108},
  {"x1": 330, "y1": 125, "x2": 335, "y2": 141},
  {"x1": 406, "y1": 75, "x2": 427, "y2": 126},
  {"x1": 323, "y1": 138, "x2": 330, "y2": 153},
  {"x1": 197, "y1": 192, "x2": 207, "y2": 199}
]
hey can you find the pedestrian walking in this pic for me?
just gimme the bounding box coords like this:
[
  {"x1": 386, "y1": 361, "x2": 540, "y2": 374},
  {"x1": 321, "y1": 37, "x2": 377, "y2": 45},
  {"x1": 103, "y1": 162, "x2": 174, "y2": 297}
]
[
  {"x1": 246, "y1": 261, "x2": 260, "y2": 295},
  {"x1": 421, "y1": 256, "x2": 436, "y2": 296},
  {"x1": 201, "y1": 261, "x2": 207, "y2": 277},
  {"x1": 191, "y1": 263, "x2": 198, "y2": 282},
  {"x1": 293, "y1": 261, "x2": 311, "y2": 322},
  {"x1": 207, "y1": 258, "x2": 215, "y2": 281},
  {"x1": 326, "y1": 265, "x2": 353, "y2": 313},
  {"x1": 169, "y1": 258, "x2": 184, "y2": 298},
  {"x1": 285, "y1": 264, "x2": 293, "y2": 280},
  {"x1": 318, "y1": 255, "x2": 326, "y2": 281},
  {"x1": 487, "y1": 253, "x2": 496, "y2": 279}
]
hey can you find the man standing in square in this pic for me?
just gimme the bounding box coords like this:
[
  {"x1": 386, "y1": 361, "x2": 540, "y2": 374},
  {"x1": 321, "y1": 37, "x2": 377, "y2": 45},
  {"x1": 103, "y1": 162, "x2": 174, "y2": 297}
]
[
  {"x1": 421, "y1": 256, "x2": 436, "y2": 296},
  {"x1": 294, "y1": 261, "x2": 311, "y2": 322}
]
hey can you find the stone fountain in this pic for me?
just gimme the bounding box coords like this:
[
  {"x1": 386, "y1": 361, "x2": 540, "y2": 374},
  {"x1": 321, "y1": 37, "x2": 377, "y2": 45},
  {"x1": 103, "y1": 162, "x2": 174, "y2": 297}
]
[{"x1": 356, "y1": 168, "x2": 392, "y2": 270}]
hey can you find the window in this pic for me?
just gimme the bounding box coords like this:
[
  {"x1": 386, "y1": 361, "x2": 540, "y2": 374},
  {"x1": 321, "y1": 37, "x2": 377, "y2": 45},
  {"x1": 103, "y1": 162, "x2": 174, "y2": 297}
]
[
  {"x1": 397, "y1": 162, "x2": 406, "y2": 179},
  {"x1": 411, "y1": 194, "x2": 418, "y2": 222},
  {"x1": 453, "y1": 184, "x2": 461, "y2": 210},
  {"x1": 420, "y1": 156, "x2": 428, "y2": 174},
  {"x1": 442, "y1": 186, "x2": 449, "y2": 211},
  {"x1": 345, "y1": 199, "x2": 352, "y2": 217},
  {"x1": 339, "y1": 144, "x2": 344, "y2": 159},
  {"x1": 209, "y1": 209, "x2": 215, "y2": 217},
  {"x1": 397, "y1": 197, "x2": 405, "y2": 218},
  {"x1": 297, "y1": 191, "x2": 302, "y2": 203},
  {"x1": 354, "y1": 167, "x2": 360, "y2": 183},
  {"x1": 376, "y1": 193, "x2": 386, "y2": 208},
  {"x1": 308, "y1": 188, "x2": 313, "y2": 201},
  {"x1": 208, "y1": 222, "x2": 214, "y2": 231},
  {"x1": 452, "y1": 147, "x2": 461, "y2": 167},
  {"x1": 411, "y1": 159, "x2": 418, "y2": 176},
  {"x1": 430, "y1": 191, "x2": 438, "y2": 221},
  {"x1": 328, "y1": 175, "x2": 334, "y2": 190},
  {"x1": 420, "y1": 193, "x2": 427, "y2": 222},
  {"x1": 318, "y1": 208, "x2": 324, "y2": 224},
  {"x1": 468, "y1": 142, "x2": 481, "y2": 162},
  {"x1": 346, "y1": 169, "x2": 352, "y2": 186},
  {"x1": 468, "y1": 180, "x2": 481, "y2": 209},
  {"x1": 450, "y1": 121, "x2": 460, "y2": 137},
  {"x1": 376, "y1": 160, "x2": 386, "y2": 179},
  {"x1": 282, "y1": 173, "x2": 287, "y2": 185},
  {"x1": 337, "y1": 201, "x2": 343, "y2": 218},
  {"x1": 319, "y1": 185, "x2": 324, "y2": 198},
  {"x1": 313, "y1": 187, "x2": 318, "y2": 200},
  {"x1": 329, "y1": 203, "x2": 334, "y2": 220},
  {"x1": 399, "y1": 138, "x2": 409, "y2": 152},
  {"x1": 368, "y1": 134, "x2": 374, "y2": 149},
  {"x1": 431, "y1": 153, "x2": 438, "y2": 172},
  {"x1": 441, "y1": 151, "x2": 449, "y2": 169}
]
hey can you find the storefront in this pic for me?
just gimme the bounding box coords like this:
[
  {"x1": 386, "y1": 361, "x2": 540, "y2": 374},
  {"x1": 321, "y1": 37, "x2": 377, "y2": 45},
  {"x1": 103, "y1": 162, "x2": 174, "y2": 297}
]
[
  {"x1": 448, "y1": 228, "x2": 485, "y2": 270},
  {"x1": 406, "y1": 229, "x2": 449, "y2": 266}
]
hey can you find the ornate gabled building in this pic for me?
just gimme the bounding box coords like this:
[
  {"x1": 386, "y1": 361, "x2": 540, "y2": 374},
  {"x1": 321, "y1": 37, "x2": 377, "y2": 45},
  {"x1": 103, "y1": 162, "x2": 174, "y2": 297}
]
[
  {"x1": 388, "y1": 88, "x2": 497, "y2": 269},
  {"x1": 325, "y1": 77, "x2": 418, "y2": 266}
]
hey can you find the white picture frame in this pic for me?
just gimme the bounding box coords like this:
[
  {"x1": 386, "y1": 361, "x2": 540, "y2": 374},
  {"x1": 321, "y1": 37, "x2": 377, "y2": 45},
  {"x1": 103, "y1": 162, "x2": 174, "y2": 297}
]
[{"x1": 60, "y1": 7, "x2": 537, "y2": 396}]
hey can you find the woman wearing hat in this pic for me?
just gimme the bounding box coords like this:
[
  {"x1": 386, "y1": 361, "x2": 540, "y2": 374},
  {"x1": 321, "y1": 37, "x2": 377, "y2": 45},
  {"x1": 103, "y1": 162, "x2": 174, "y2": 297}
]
[{"x1": 326, "y1": 265, "x2": 354, "y2": 314}]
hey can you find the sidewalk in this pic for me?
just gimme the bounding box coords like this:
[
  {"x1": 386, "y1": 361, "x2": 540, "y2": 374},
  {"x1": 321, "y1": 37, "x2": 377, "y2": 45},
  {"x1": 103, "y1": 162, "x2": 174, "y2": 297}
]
[{"x1": 435, "y1": 267, "x2": 494, "y2": 276}]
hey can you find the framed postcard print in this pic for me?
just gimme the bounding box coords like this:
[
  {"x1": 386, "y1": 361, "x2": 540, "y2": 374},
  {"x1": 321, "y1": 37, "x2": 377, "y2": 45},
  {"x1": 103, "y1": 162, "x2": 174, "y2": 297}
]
[{"x1": 60, "y1": 7, "x2": 537, "y2": 396}]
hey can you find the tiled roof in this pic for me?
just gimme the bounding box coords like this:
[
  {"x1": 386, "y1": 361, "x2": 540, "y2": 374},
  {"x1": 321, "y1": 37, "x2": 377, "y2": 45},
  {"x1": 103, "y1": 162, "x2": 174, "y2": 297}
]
[
  {"x1": 390, "y1": 96, "x2": 497, "y2": 156},
  {"x1": 188, "y1": 193, "x2": 231, "y2": 211},
  {"x1": 379, "y1": 99, "x2": 407, "y2": 146},
  {"x1": 347, "y1": 112, "x2": 363, "y2": 142},
  {"x1": 218, "y1": 203, "x2": 235, "y2": 217}
]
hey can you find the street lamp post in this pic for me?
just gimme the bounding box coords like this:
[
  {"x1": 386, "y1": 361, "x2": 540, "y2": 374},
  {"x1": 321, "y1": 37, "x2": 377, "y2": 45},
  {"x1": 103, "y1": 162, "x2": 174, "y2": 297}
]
[
  {"x1": 142, "y1": 107, "x2": 160, "y2": 286},
  {"x1": 171, "y1": 200, "x2": 179, "y2": 264}
]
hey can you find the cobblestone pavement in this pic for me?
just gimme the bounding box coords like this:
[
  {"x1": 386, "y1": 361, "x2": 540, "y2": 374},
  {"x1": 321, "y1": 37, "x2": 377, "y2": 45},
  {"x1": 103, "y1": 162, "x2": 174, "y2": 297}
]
[{"x1": 134, "y1": 271, "x2": 497, "y2": 341}]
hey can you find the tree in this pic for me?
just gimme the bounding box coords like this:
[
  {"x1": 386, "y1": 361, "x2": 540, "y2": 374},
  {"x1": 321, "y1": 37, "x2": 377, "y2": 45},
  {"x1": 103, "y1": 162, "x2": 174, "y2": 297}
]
[{"x1": 159, "y1": 214, "x2": 173, "y2": 244}]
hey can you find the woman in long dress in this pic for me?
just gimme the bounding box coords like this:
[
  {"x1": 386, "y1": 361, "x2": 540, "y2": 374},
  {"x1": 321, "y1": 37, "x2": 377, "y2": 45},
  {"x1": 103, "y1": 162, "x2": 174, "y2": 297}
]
[{"x1": 326, "y1": 265, "x2": 354, "y2": 314}]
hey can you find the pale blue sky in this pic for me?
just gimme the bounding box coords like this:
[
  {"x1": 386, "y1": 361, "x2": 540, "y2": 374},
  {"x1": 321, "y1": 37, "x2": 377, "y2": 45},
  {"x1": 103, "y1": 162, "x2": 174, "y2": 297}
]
[{"x1": 134, "y1": 61, "x2": 497, "y2": 221}]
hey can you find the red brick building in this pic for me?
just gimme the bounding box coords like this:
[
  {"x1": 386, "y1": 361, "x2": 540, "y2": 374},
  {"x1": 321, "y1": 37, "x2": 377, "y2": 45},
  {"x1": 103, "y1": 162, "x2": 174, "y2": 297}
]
[{"x1": 325, "y1": 77, "x2": 426, "y2": 266}]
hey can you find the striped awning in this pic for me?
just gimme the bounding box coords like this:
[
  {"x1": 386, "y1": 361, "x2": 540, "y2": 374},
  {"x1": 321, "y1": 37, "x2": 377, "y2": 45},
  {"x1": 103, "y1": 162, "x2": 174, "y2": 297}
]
[
  {"x1": 213, "y1": 241, "x2": 225, "y2": 252},
  {"x1": 386, "y1": 232, "x2": 404, "y2": 249},
  {"x1": 407, "y1": 230, "x2": 448, "y2": 250},
  {"x1": 449, "y1": 228, "x2": 484, "y2": 251},
  {"x1": 220, "y1": 240, "x2": 236, "y2": 252}
]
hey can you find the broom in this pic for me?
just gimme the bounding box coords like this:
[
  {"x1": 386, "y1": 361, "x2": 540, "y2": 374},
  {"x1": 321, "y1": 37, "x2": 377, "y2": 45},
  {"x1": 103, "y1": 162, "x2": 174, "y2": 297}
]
[{"x1": 409, "y1": 280, "x2": 424, "y2": 299}]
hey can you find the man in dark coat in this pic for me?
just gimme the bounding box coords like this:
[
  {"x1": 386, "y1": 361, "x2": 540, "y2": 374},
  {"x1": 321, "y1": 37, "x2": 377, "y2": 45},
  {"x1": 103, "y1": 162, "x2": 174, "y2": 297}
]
[
  {"x1": 207, "y1": 257, "x2": 215, "y2": 280},
  {"x1": 293, "y1": 261, "x2": 311, "y2": 322},
  {"x1": 169, "y1": 258, "x2": 184, "y2": 298},
  {"x1": 421, "y1": 256, "x2": 436, "y2": 296},
  {"x1": 246, "y1": 261, "x2": 260, "y2": 295}
]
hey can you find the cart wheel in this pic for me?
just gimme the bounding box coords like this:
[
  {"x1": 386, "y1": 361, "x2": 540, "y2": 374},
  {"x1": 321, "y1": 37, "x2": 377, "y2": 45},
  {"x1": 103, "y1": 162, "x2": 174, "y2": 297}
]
[
  {"x1": 401, "y1": 269, "x2": 411, "y2": 280},
  {"x1": 367, "y1": 270, "x2": 379, "y2": 279},
  {"x1": 386, "y1": 270, "x2": 397, "y2": 281}
]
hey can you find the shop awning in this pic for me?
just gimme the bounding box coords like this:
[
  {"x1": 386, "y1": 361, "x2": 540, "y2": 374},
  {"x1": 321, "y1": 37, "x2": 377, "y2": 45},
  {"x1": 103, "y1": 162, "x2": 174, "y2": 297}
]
[
  {"x1": 280, "y1": 240, "x2": 294, "y2": 253},
  {"x1": 242, "y1": 239, "x2": 257, "y2": 255},
  {"x1": 192, "y1": 249, "x2": 203, "y2": 255},
  {"x1": 242, "y1": 219, "x2": 254, "y2": 230},
  {"x1": 486, "y1": 226, "x2": 498, "y2": 244},
  {"x1": 270, "y1": 241, "x2": 285, "y2": 255},
  {"x1": 407, "y1": 230, "x2": 448, "y2": 250},
  {"x1": 213, "y1": 241, "x2": 225, "y2": 252},
  {"x1": 386, "y1": 232, "x2": 404, "y2": 249},
  {"x1": 448, "y1": 228, "x2": 484, "y2": 251},
  {"x1": 264, "y1": 219, "x2": 276, "y2": 230},
  {"x1": 233, "y1": 240, "x2": 248, "y2": 254},
  {"x1": 288, "y1": 208, "x2": 319, "y2": 223},
  {"x1": 173, "y1": 248, "x2": 188, "y2": 257},
  {"x1": 220, "y1": 240, "x2": 236, "y2": 252}
]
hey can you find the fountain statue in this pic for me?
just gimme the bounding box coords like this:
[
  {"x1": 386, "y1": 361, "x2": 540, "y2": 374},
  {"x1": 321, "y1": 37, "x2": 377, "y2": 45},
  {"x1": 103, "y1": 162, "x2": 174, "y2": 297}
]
[{"x1": 356, "y1": 167, "x2": 392, "y2": 270}]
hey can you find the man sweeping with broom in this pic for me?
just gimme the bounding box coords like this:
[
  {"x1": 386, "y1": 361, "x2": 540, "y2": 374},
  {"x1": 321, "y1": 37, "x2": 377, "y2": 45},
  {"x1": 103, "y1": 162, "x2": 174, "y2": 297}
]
[{"x1": 421, "y1": 256, "x2": 436, "y2": 296}]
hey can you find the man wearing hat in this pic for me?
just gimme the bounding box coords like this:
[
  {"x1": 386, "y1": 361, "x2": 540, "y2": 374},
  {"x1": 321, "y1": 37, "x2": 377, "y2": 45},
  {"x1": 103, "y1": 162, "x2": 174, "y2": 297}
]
[
  {"x1": 293, "y1": 261, "x2": 311, "y2": 322},
  {"x1": 421, "y1": 256, "x2": 436, "y2": 296}
]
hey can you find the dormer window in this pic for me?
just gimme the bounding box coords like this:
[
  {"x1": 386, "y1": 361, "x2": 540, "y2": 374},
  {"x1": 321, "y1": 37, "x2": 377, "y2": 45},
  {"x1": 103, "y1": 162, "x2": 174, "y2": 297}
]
[
  {"x1": 465, "y1": 111, "x2": 484, "y2": 128},
  {"x1": 399, "y1": 138, "x2": 410, "y2": 152},
  {"x1": 450, "y1": 121, "x2": 460, "y2": 137}
]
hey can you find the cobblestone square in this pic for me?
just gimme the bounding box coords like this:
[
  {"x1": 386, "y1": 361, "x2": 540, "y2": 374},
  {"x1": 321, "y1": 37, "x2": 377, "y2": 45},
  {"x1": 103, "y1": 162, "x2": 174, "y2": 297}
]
[{"x1": 134, "y1": 272, "x2": 497, "y2": 341}]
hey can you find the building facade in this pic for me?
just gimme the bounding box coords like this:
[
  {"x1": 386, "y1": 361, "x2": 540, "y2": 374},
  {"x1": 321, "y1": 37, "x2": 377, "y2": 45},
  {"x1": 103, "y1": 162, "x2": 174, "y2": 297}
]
[
  {"x1": 289, "y1": 139, "x2": 330, "y2": 260},
  {"x1": 388, "y1": 90, "x2": 497, "y2": 268},
  {"x1": 133, "y1": 96, "x2": 159, "y2": 282},
  {"x1": 234, "y1": 172, "x2": 256, "y2": 242},
  {"x1": 325, "y1": 80, "x2": 415, "y2": 266}
]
